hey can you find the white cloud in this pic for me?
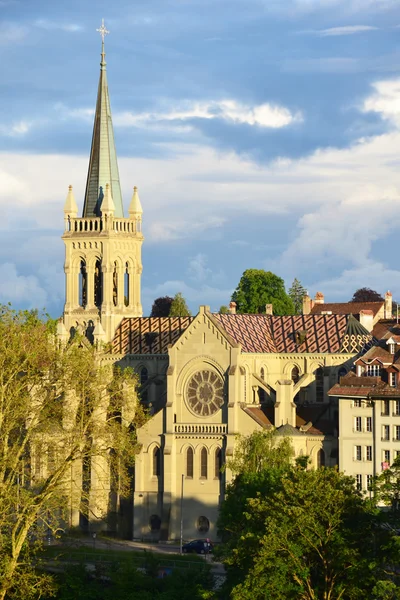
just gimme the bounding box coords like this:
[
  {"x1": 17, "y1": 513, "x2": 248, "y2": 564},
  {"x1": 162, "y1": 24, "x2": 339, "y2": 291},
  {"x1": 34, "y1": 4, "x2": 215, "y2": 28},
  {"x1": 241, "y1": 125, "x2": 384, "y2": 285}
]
[
  {"x1": 111, "y1": 99, "x2": 302, "y2": 130},
  {"x1": 362, "y1": 78, "x2": 400, "y2": 125},
  {"x1": 188, "y1": 254, "x2": 212, "y2": 282},
  {"x1": 313, "y1": 25, "x2": 378, "y2": 36},
  {"x1": 34, "y1": 19, "x2": 83, "y2": 33},
  {"x1": 0, "y1": 263, "x2": 47, "y2": 308},
  {"x1": 148, "y1": 215, "x2": 226, "y2": 242}
]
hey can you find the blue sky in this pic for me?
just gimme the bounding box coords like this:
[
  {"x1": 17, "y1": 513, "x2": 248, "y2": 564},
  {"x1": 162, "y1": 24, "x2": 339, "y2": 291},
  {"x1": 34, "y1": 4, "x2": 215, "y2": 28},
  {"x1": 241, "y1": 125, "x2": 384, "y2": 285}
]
[{"x1": 2, "y1": 0, "x2": 400, "y2": 315}]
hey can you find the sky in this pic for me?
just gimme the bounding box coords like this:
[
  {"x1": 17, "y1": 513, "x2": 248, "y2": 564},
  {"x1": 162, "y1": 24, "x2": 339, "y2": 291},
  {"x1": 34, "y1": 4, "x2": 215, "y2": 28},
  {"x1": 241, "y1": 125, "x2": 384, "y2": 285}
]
[{"x1": 2, "y1": 0, "x2": 400, "y2": 316}]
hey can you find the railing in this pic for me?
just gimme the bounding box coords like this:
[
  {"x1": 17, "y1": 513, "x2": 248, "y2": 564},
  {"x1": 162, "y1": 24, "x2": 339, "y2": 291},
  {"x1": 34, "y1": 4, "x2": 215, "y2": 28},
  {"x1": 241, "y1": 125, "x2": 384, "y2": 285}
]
[
  {"x1": 65, "y1": 217, "x2": 141, "y2": 234},
  {"x1": 174, "y1": 424, "x2": 227, "y2": 435}
]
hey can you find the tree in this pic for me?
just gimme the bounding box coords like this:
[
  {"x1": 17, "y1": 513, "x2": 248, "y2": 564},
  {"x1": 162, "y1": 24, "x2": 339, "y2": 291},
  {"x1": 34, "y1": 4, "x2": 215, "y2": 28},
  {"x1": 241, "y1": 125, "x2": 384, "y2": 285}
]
[
  {"x1": 351, "y1": 288, "x2": 384, "y2": 303},
  {"x1": 231, "y1": 270, "x2": 294, "y2": 315},
  {"x1": 288, "y1": 278, "x2": 307, "y2": 315},
  {"x1": 0, "y1": 305, "x2": 146, "y2": 600},
  {"x1": 150, "y1": 296, "x2": 174, "y2": 317},
  {"x1": 219, "y1": 305, "x2": 229, "y2": 314},
  {"x1": 169, "y1": 293, "x2": 192, "y2": 317}
]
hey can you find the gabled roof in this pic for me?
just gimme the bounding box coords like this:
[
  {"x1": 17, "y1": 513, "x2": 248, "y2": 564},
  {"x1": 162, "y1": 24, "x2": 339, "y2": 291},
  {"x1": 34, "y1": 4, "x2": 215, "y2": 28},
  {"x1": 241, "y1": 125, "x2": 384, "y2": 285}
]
[
  {"x1": 112, "y1": 316, "x2": 194, "y2": 354},
  {"x1": 311, "y1": 301, "x2": 384, "y2": 317},
  {"x1": 373, "y1": 320, "x2": 400, "y2": 341},
  {"x1": 355, "y1": 345, "x2": 394, "y2": 364},
  {"x1": 113, "y1": 312, "x2": 373, "y2": 355}
]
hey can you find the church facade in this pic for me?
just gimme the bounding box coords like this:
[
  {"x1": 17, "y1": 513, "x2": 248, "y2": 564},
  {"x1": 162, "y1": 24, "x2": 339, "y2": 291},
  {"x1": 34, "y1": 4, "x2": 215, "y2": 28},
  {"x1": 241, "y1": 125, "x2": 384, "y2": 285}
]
[{"x1": 58, "y1": 31, "x2": 374, "y2": 541}]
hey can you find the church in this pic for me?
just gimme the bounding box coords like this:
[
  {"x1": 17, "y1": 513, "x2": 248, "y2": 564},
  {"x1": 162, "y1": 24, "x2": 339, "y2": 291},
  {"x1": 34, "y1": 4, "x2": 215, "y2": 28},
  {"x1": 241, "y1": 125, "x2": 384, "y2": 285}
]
[{"x1": 58, "y1": 27, "x2": 374, "y2": 541}]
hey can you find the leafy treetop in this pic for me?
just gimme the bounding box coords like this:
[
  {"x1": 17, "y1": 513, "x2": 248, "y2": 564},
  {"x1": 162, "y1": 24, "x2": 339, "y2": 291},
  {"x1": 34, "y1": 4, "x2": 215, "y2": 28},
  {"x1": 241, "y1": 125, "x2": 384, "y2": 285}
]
[
  {"x1": 150, "y1": 296, "x2": 174, "y2": 317},
  {"x1": 169, "y1": 292, "x2": 192, "y2": 317},
  {"x1": 350, "y1": 288, "x2": 384, "y2": 303},
  {"x1": 231, "y1": 269, "x2": 294, "y2": 315},
  {"x1": 288, "y1": 278, "x2": 307, "y2": 314}
]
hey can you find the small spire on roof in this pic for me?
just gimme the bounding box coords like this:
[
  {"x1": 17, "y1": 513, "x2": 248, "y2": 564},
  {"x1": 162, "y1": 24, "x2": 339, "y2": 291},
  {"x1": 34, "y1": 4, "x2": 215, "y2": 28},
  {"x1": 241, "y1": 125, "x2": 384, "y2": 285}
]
[
  {"x1": 64, "y1": 184, "x2": 78, "y2": 216},
  {"x1": 101, "y1": 183, "x2": 115, "y2": 214},
  {"x1": 129, "y1": 186, "x2": 143, "y2": 217},
  {"x1": 96, "y1": 19, "x2": 109, "y2": 68}
]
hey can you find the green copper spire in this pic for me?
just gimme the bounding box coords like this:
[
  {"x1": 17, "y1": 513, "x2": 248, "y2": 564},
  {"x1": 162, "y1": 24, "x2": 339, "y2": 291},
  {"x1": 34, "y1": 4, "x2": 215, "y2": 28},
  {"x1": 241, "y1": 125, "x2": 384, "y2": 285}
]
[{"x1": 82, "y1": 20, "x2": 124, "y2": 218}]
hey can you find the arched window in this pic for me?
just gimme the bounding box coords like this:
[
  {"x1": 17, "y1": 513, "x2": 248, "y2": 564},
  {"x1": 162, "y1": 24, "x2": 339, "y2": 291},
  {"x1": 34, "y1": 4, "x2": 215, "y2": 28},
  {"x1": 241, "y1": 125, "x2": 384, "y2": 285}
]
[
  {"x1": 124, "y1": 263, "x2": 130, "y2": 307},
  {"x1": 215, "y1": 448, "x2": 222, "y2": 479},
  {"x1": 197, "y1": 516, "x2": 210, "y2": 533},
  {"x1": 317, "y1": 449, "x2": 325, "y2": 468},
  {"x1": 153, "y1": 447, "x2": 161, "y2": 477},
  {"x1": 79, "y1": 260, "x2": 87, "y2": 308},
  {"x1": 94, "y1": 259, "x2": 102, "y2": 307},
  {"x1": 200, "y1": 447, "x2": 208, "y2": 479},
  {"x1": 186, "y1": 448, "x2": 193, "y2": 478},
  {"x1": 140, "y1": 367, "x2": 148, "y2": 385},
  {"x1": 315, "y1": 367, "x2": 324, "y2": 402},
  {"x1": 112, "y1": 262, "x2": 118, "y2": 306},
  {"x1": 291, "y1": 366, "x2": 300, "y2": 384},
  {"x1": 260, "y1": 367, "x2": 265, "y2": 380},
  {"x1": 149, "y1": 514, "x2": 161, "y2": 531}
]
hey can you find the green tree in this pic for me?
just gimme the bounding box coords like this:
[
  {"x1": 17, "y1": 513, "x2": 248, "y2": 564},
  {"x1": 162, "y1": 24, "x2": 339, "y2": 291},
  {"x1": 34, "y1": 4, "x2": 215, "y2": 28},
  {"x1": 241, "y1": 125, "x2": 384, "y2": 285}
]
[
  {"x1": 219, "y1": 305, "x2": 229, "y2": 314},
  {"x1": 231, "y1": 269, "x2": 294, "y2": 315},
  {"x1": 169, "y1": 293, "x2": 192, "y2": 317},
  {"x1": 0, "y1": 305, "x2": 146, "y2": 600},
  {"x1": 150, "y1": 296, "x2": 174, "y2": 317},
  {"x1": 230, "y1": 468, "x2": 393, "y2": 600},
  {"x1": 288, "y1": 278, "x2": 307, "y2": 314}
]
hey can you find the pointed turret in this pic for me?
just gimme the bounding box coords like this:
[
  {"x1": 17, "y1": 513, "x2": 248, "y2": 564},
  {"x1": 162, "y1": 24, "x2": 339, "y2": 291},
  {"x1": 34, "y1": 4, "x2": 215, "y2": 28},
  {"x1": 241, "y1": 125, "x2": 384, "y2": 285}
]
[
  {"x1": 101, "y1": 183, "x2": 115, "y2": 215},
  {"x1": 64, "y1": 185, "x2": 78, "y2": 217},
  {"x1": 129, "y1": 186, "x2": 143, "y2": 217},
  {"x1": 82, "y1": 27, "x2": 124, "y2": 218}
]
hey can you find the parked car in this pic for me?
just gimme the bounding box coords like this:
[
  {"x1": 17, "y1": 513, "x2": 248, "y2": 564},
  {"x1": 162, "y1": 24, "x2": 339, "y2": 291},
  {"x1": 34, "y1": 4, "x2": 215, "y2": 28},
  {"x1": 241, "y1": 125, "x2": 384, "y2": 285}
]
[{"x1": 182, "y1": 539, "x2": 213, "y2": 554}]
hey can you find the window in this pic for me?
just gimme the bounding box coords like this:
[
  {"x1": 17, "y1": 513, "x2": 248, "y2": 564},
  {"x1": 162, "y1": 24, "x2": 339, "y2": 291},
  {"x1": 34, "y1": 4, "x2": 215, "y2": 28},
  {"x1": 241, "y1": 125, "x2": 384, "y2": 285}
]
[
  {"x1": 354, "y1": 399, "x2": 362, "y2": 408},
  {"x1": 390, "y1": 373, "x2": 397, "y2": 388},
  {"x1": 355, "y1": 417, "x2": 362, "y2": 432},
  {"x1": 215, "y1": 448, "x2": 222, "y2": 479},
  {"x1": 112, "y1": 262, "x2": 118, "y2": 307},
  {"x1": 197, "y1": 516, "x2": 210, "y2": 533},
  {"x1": 79, "y1": 260, "x2": 87, "y2": 308},
  {"x1": 396, "y1": 450, "x2": 400, "y2": 459},
  {"x1": 200, "y1": 447, "x2": 208, "y2": 479},
  {"x1": 317, "y1": 449, "x2": 325, "y2": 468},
  {"x1": 153, "y1": 447, "x2": 161, "y2": 477},
  {"x1": 366, "y1": 417, "x2": 372, "y2": 432},
  {"x1": 149, "y1": 514, "x2": 161, "y2": 531},
  {"x1": 366, "y1": 364, "x2": 381, "y2": 377},
  {"x1": 366, "y1": 446, "x2": 372, "y2": 461},
  {"x1": 315, "y1": 367, "x2": 324, "y2": 402},
  {"x1": 384, "y1": 450, "x2": 391, "y2": 464},
  {"x1": 94, "y1": 260, "x2": 102, "y2": 307},
  {"x1": 390, "y1": 343, "x2": 395, "y2": 355},
  {"x1": 291, "y1": 366, "x2": 300, "y2": 384},
  {"x1": 395, "y1": 426, "x2": 400, "y2": 441},
  {"x1": 355, "y1": 446, "x2": 362, "y2": 461},
  {"x1": 140, "y1": 368, "x2": 149, "y2": 385},
  {"x1": 383, "y1": 425, "x2": 390, "y2": 441},
  {"x1": 356, "y1": 474, "x2": 362, "y2": 491},
  {"x1": 260, "y1": 367, "x2": 265, "y2": 380},
  {"x1": 186, "y1": 448, "x2": 194, "y2": 478},
  {"x1": 395, "y1": 401, "x2": 400, "y2": 416},
  {"x1": 124, "y1": 263, "x2": 130, "y2": 306},
  {"x1": 382, "y1": 400, "x2": 390, "y2": 416},
  {"x1": 367, "y1": 475, "x2": 373, "y2": 490}
]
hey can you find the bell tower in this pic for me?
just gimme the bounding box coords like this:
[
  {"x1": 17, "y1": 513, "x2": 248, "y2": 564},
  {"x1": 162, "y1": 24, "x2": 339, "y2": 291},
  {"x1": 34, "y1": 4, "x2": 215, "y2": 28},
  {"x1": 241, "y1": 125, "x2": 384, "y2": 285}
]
[{"x1": 60, "y1": 21, "x2": 143, "y2": 344}]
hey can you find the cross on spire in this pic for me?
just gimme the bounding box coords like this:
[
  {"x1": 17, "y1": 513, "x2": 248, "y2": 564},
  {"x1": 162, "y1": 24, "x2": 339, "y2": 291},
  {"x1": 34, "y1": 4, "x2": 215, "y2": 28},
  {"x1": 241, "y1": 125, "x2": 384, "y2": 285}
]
[{"x1": 96, "y1": 19, "x2": 109, "y2": 42}]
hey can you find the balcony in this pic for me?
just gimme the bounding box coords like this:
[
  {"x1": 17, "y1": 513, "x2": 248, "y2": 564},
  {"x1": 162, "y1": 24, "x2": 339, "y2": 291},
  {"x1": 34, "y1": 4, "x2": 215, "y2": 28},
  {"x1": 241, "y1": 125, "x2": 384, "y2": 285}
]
[{"x1": 174, "y1": 424, "x2": 227, "y2": 435}]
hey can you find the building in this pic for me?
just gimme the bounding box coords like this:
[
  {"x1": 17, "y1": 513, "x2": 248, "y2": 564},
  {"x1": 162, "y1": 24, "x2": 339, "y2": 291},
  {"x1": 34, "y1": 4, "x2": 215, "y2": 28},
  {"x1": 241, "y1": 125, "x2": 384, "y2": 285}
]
[
  {"x1": 58, "y1": 30, "x2": 376, "y2": 540},
  {"x1": 329, "y1": 319, "x2": 400, "y2": 493},
  {"x1": 303, "y1": 291, "x2": 392, "y2": 332}
]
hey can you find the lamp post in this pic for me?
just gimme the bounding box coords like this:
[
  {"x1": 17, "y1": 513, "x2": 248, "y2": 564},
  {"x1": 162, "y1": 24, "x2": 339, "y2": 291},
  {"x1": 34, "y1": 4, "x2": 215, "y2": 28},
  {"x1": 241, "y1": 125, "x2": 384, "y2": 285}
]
[{"x1": 180, "y1": 473, "x2": 184, "y2": 554}]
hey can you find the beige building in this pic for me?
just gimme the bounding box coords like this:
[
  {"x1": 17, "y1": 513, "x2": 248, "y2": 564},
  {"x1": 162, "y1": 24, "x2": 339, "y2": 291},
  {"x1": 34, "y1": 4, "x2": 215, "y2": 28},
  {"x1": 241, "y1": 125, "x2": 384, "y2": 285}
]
[
  {"x1": 329, "y1": 319, "x2": 400, "y2": 494},
  {"x1": 58, "y1": 32, "x2": 376, "y2": 540}
]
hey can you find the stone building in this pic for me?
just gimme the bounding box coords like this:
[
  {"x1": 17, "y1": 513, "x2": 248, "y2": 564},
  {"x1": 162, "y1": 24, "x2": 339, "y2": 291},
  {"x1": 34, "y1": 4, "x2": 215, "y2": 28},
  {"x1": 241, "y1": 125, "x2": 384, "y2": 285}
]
[{"x1": 57, "y1": 31, "x2": 375, "y2": 540}]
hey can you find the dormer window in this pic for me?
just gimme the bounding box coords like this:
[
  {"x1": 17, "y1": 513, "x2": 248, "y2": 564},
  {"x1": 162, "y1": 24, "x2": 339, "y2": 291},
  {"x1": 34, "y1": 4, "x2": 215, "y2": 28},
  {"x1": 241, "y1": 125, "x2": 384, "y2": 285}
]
[
  {"x1": 366, "y1": 364, "x2": 381, "y2": 377},
  {"x1": 390, "y1": 372, "x2": 397, "y2": 387},
  {"x1": 390, "y1": 343, "x2": 395, "y2": 355}
]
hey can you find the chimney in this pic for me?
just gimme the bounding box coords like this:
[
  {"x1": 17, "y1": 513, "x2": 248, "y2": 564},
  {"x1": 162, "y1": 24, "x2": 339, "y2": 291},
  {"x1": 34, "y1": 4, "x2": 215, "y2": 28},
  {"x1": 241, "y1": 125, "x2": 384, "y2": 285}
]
[
  {"x1": 314, "y1": 291, "x2": 324, "y2": 304},
  {"x1": 229, "y1": 301, "x2": 236, "y2": 315},
  {"x1": 265, "y1": 304, "x2": 273, "y2": 315},
  {"x1": 302, "y1": 293, "x2": 312, "y2": 315},
  {"x1": 359, "y1": 310, "x2": 374, "y2": 333},
  {"x1": 385, "y1": 291, "x2": 393, "y2": 319}
]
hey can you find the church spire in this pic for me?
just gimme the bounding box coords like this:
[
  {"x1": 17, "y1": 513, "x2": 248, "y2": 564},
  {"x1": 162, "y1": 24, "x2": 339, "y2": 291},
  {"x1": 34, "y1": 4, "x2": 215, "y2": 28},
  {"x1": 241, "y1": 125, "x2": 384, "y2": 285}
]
[{"x1": 82, "y1": 20, "x2": 124, "y2": 218}]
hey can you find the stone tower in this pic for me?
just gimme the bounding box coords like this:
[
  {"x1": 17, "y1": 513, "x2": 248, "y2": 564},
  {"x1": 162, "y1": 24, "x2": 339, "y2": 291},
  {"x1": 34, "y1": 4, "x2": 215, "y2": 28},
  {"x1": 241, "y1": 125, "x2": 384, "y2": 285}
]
[{"x1": 60, "y1": 26, "x2": 143, "y2": 344}]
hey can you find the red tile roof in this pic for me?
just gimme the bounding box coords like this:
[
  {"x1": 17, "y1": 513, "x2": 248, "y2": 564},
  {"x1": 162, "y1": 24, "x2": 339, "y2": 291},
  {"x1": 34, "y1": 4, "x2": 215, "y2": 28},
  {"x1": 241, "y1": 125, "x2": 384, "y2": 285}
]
[
  {"x1": 356, "y1": 346, "x2": 393, "y2": 363},
  {"x1": 372, "y1": 320, "x2": 400, "y2": 340},
  {"x1": 311, "y1": 301, "x2": 384, "y2": 317},
  {"x1": 112, "y1": 316, "x2": 194, "y2": 354}
]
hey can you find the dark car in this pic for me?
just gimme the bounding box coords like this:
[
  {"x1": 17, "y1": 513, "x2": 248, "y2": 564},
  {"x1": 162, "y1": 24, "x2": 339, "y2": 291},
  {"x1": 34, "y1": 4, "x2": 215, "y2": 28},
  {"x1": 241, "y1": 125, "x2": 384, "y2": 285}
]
[{"x1": 182, "y1": 539, "x2": 213, "y2": 554}]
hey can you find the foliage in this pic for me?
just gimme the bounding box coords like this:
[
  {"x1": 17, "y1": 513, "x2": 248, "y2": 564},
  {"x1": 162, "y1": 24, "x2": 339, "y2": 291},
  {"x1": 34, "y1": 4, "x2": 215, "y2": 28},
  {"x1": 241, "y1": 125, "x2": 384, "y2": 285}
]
[
  {"x1": 218, "y1": 305, "x2": 229, "y2": 314},
  {"x1": 169, "y1": 293, "x2": 192, "y2": 317},
  {"x1": 350, "y1": 287, "x2": 384, "y2": 303},
  {"x1": 231, "y1": 269, "x2": 294, "y2": 315},
  {"x1": 288, "y1": 278, "x2": 307, "y2": 314},
  {"x1": 0, "y1": 305, "x2": 146, "y2": 600},
  {"x1": 150, "y1": 296, "x2": 174, "y2": 317},
  {"x1": 51, "y1": 556, "x2": 216, "y2": 600}
]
